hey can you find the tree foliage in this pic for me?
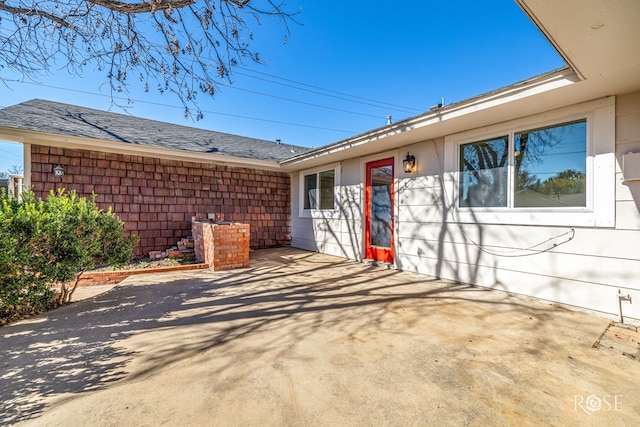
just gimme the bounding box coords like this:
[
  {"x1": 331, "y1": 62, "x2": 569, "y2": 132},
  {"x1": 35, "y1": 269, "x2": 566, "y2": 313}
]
[
  {"x1": 460, "y1": 137, "x2": 508, "y2": 207},
  {"x1": 539, "y1": 169, "x2": 585, "y2": 196},
  {"x1": 0, "y1": 0, "x2": 299, "y2": 117},
  {"x1": 0, "y1": 190, "x2": 137, "y2": 320},
  {"x1": 517, "y1": 169, "x2": 585, "y2": 194}
]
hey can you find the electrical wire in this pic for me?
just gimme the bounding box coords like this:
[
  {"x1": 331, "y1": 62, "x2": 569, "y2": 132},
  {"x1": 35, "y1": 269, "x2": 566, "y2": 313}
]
[
  {"x1": 1, "y1": 62, "x2": 425, "y2": 132},
  {"x1": 465, "y1": 228, "x2": 576, "y2": 257},
  {"x1": 0, "y1": 79, "x2": 360, "y2": 134},
  {"x1": 220, "y1": 83, "x2": 384, "y2": 119},
  {"x1": 0, "y1": 143, "x2": 22, "y2": 160},
  {"x1": 429, "y1": 139, "x2": 576, "y2": 257},
  {"x1": 235, "y1": 67, "x2": 424, "y2": 114}
]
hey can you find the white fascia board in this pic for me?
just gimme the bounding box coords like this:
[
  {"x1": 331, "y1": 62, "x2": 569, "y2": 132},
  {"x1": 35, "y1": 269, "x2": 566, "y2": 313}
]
[
  {"x1": 280, "y1": 68, "x2": 579, "y2": 169},
  {"x1": 0, "y1": 128, "x2": 283, "y2": 171},
  {"x1": 432, "y1": 68, "x2": 579, "y2": 120}
]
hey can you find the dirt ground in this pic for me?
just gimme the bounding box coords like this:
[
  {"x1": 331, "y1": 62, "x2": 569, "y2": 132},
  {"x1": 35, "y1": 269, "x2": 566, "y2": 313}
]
[{"x1": 2, "y1": 248, "x2": 639, "y2": 426}]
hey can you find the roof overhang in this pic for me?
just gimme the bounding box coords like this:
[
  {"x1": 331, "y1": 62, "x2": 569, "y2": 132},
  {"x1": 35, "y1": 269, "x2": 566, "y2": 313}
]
[
  {"x1": 280, "y1": 0, "x2": 640, "y2": 171},
  {"x1": 0, "y1": 127, "x2": 284, "y2": 172},
  {"x1": 516, "y1": 0, "x2": 640, "y2": 82},
  {"x1": 281, "y1": 68, "x2": 582, "y2": 170}
]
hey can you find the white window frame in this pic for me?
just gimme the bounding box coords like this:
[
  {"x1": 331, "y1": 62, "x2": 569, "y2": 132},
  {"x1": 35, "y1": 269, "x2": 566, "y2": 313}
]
[
  {"x1": 299, "y1": 163, "x2": 341, "y2": 218},
  {"x1": 444, "y1": 97, "x2": 615, "y2": 227}
]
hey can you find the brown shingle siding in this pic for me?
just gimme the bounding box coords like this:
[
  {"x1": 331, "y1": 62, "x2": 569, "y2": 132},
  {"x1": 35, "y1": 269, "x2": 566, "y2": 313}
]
[{"x1": 31, "y1": 145, "x2": 292, "y2": 257}]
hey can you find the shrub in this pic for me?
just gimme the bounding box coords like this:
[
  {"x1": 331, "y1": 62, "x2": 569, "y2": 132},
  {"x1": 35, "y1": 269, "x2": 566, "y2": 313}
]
[{"x1": 0, "y1": 190, "x2": 137, "y2": 319}]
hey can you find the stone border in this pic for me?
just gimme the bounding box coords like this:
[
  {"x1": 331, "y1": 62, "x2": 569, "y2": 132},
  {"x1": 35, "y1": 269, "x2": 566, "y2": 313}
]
[{"x1": 77, "y1": 263, "x2": 210, "y2": 286}]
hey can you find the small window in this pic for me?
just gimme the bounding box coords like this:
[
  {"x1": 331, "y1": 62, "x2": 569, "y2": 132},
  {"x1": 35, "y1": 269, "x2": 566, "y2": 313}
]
[
  {"x1": 303, "y1": 174, "x2": 317, "y2": 209},
  {"x1": 303, "y1": 169, "x2": 335, "y2": 210}
]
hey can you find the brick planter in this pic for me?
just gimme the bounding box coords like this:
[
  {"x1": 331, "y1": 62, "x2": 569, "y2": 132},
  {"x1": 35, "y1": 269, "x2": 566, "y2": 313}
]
[{"x1": 192, "y1": 219, "x2": 250, "y2": 271}]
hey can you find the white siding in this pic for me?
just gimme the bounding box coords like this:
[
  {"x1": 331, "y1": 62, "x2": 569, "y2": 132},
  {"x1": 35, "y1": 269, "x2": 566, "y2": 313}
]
[
  {"x1": 291, "y1": 92, "x2": 640, "y2": 322},
  {"x1": 615, "y1": 91, "x2": 640, "y2": 233},
  {"x1": 291, "y1": 158, "x2": 365, "y2": 261}
]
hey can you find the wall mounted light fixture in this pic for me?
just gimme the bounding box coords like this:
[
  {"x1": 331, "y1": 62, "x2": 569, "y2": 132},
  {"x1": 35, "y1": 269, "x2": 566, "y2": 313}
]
[
  {"x1": 53, "y1": 164, "x2": 65, "y2": 179},
  {"x1": 402, "y1": 152, "x2": 416, "y2": 173}
]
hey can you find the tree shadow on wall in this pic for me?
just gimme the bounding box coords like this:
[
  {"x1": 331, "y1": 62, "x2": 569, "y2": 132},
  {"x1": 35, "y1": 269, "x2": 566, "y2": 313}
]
[
  {"x1": 394, "y1": 139, "x2": 577, "y2": 301},
  {"x1": 313, "y1": 183, "x2": 364, "y2": 261}
]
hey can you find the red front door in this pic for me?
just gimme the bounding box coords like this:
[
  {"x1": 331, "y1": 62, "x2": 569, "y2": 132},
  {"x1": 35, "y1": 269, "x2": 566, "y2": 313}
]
[{"x1": 365, "y1": 158, "x2": 394, "y2": 263}]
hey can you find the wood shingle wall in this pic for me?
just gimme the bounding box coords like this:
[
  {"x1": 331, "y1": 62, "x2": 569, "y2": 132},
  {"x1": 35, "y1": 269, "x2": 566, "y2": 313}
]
[{"x1": 30, "y1": 145, "x2": 291, "y2": 257}]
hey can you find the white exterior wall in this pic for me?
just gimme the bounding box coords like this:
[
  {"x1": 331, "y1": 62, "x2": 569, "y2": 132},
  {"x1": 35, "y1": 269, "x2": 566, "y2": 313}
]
[
  {"x1": 291, "y1": 157, "x2": 365, "y2": 260},
  {"x1": 291, "y1": 92, "x2": 640, "y2": 322}
]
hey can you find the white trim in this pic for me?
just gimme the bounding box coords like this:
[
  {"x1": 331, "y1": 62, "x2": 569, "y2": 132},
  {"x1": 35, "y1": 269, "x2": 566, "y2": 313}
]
[
  {"x1": 592, "y1": 104, "x2": 616, "y2": 227},
  {"x1": 23, "y1": 143, "x2": 31, "y2": 190},
  {"x1": 358, "y1": 151, "x2": 400, "y2": 179},
  {"x1": 443, "y1": 97, "x2": 615, "y2": 228},
  {"x1": 298, "y1": 162, "x2": 341, "y2": 218},
  {"x1": 514, "y1": 0, "x2": 585, "y2": 80},
  {"x1": 280, "y1": 68, "x2": 578, "y2": 169}
]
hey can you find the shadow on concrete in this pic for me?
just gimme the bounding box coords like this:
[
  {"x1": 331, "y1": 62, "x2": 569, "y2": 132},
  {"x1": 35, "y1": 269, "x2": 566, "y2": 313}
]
[{"x1": 1, "y1": 248, "x2": 565, "y2": 424}]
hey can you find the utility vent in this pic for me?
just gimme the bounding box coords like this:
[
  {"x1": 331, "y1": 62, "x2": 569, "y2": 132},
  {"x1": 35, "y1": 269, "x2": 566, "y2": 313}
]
[{"x1": 622, "y1": 152, "x2": 640, "y2": 182}]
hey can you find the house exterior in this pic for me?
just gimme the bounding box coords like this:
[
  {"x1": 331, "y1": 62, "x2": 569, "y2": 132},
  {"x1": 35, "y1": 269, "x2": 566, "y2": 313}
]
[
  {"x1": 0, "y1": 0, "x2": 637, "y2": 322},
  {"x1": 0, "y1": 99, "x2": 310, "y2": 257},
  {"x1": 281, "y1": 0, "x2": 640, "y2": 322}
]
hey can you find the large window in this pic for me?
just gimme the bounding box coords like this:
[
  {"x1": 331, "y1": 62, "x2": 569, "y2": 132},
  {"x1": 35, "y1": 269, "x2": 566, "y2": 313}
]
[
  {"x1": 303, "y1": 169, "x2": 335, "y2": 210},
  {"x1": 445, "y1": 98, "x2": 615, "y2": 227},
  {"x1": 458, "y1": 120, "x2": 587, "y2": 209}
]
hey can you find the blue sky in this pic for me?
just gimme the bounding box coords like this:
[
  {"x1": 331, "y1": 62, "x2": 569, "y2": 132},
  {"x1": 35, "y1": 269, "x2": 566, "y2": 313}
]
[{"x1": 0, "y1": 0, "x2": 565, "y2": 174}]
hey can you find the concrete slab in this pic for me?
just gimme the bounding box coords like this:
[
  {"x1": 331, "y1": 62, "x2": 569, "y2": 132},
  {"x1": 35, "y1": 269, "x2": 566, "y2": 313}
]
[
  {"x1": 66, "y1": 285, "x2": 117, "y2": 302},
  {"x1": 2, "y1": 248, "x2": 639, "y2": 426}
]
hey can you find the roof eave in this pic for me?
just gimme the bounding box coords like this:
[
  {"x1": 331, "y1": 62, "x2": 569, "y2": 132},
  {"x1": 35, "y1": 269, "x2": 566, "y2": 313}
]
[
  {"x1": 280, "y1": 67, "x2": 578, "y2": 169},
  {"x1": 0, "y1": 127, "x2": 284, "y2": 172}
]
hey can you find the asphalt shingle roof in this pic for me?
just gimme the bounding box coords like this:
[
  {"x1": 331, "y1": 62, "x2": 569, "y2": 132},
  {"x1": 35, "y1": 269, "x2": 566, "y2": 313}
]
[{"x1": 0, "y1": 99, "x2": 310, "y2": 161}]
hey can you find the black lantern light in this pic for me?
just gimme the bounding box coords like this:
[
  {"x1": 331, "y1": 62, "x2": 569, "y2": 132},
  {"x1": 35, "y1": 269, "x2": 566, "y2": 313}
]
[
  {"x1": 402, "y1": 152, "x2": 416, "y2": 173},
  {"x1": 53, "y1": 164, "x2": 65, "y2": 179}
]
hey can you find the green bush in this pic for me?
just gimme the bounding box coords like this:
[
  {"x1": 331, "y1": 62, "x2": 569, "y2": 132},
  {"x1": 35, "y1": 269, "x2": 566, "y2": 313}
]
[{"x1": 0, "y1": 190, "x2": 137, "y2": 319}]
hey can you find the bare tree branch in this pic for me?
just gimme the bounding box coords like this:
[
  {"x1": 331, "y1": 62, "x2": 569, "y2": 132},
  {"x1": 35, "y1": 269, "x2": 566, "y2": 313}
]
[
  {"x1": 88, "y1": 0, "x2": 196, "y2": 14},
  {"x1": 0, "y1": 1, "x2": 76, "y2": 29},
  {"x1": 0, "y1": 0, "x2": 299, "y2": 119}
]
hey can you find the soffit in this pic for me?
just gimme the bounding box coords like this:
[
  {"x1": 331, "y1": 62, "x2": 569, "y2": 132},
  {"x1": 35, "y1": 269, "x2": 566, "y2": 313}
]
[
  {"x1": 281, "y1": 1, "x2": 640, "y2": 170},
  {"x1": 517, "y1": 0, "x2": 640, "y2": 82},
  {"x1": 280, "y1": 69, "x2": 593, "y2": 170}
]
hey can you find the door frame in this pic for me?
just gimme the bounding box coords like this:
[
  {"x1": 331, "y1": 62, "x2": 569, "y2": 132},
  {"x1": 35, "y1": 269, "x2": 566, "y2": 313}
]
[{"x1": 364, "y1": 157, "x2": 395, "y2": 264}]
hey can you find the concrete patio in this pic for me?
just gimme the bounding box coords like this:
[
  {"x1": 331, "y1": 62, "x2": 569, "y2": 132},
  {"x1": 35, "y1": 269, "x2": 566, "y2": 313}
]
[{"x1": 2, "y1": 248, "x2": 639, "y2": 426}]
